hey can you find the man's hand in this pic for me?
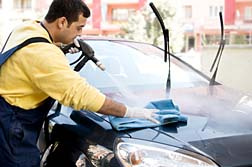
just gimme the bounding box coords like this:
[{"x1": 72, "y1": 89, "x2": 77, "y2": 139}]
[
  {"x1": 124, "y1": 107, "x2": 160, "y2": 124},
  {"x1": 60, "y1": 37, "x2": 81, "y2": 54},
  {"x1": 68, "y1": 37, "x2": 80, "y2": 53}
]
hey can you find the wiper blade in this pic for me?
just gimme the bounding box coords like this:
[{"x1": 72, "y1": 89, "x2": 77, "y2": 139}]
[
  {"x1": 149, "y1": 2, "x2": 171, "y2": 93},
  {"x1": 209, "y1": 12, "x2": 225, "y2": 85}
]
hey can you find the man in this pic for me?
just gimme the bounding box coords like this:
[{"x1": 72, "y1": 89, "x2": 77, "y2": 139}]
[{"x1": 0, "y1": 0, "x2": 158, "y2": 166}]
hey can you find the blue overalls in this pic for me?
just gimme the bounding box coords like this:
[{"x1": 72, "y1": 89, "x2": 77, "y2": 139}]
[{"x1": 0, "y1": 37, "x2": 55, "y2": 166}]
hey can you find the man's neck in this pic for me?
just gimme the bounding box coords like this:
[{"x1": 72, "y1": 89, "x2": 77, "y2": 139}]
[{"x1": 41, "y1": 20, "x2": 55, "y2": 42}]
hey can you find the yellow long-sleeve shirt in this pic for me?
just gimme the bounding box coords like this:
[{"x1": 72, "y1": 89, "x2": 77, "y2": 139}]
[{"x1": 0, "y1": 20, "x2": 105, "y2": 111}]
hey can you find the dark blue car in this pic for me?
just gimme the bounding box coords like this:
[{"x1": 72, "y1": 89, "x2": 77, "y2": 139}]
[{"x1": 39, "y1": 37, "x2": 252, "y2": 167}]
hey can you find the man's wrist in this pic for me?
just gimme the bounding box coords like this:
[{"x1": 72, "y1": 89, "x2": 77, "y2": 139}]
[{"x1": 123, "y1": 106, "x2": 130, "y2": 117}]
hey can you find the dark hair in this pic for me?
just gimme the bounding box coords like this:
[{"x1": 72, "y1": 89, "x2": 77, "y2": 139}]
[{"x1": 45, "y1": 0, "x2": 90, "y2": 25}]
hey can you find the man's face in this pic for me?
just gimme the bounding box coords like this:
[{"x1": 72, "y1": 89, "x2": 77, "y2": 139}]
[{"x1": 60, "y1": 14, "x2": 87, "y2": 44}]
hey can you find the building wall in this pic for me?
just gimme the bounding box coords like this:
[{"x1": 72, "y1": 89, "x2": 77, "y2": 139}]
[
  {"x1": 0, "y1": 0, "x2": 51, "y2": 47},
  {"x1": 0, "y1": 0, "x2": 251, "y2": 49},
  {"x1": 236, "y1": 1, "x2": 252, "y2": 23},
  {"x1": 0, "y1": 0, "x2": 146, "y2": 46},
  {"x1": 85, "y1": 0, "x2": 145, "y2": 35},
  {"x1": 178, "y1": 0, "x2": 224, "y2": 28},
  {"x1": 225, "y1": 0, "x2": 252, "y2": 46},
  {"x1": 179, "y1": 0, "x2": 252, "y2": 51},
  {"x1": 176, "y1": 0, "x2": 225, "y2": 51},
  {"x1": 225, "y1": 0, "x2": 235, "y2": 24}
]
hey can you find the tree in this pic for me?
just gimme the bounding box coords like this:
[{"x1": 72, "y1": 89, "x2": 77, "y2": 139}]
[{"x1": 118, "y1": 0, "x2": 184, "y2": 53}]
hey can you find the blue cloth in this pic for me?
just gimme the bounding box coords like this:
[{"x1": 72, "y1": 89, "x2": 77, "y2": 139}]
[{"x1": 109, "y1": 99, "x2": 187, "y2": 131}]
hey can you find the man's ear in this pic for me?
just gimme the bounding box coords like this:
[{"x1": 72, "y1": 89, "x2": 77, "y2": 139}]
[{"x1": 57, "y1": 17, "x2": 68, "y2": 29}]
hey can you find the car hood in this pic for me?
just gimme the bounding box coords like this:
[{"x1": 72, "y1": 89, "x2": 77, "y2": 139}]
[{"x1": 112, "y1": 85, "x2": 252, "y2": 167}]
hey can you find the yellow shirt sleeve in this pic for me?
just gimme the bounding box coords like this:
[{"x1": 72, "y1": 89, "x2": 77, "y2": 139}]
[{"x1": 25, "y1": 44, "x2": 106, "y2": 111}]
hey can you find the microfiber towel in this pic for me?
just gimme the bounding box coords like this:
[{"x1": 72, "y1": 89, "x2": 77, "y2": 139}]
[{"x1": 109, "y1": 99, "x2": 187, "y2": 131}]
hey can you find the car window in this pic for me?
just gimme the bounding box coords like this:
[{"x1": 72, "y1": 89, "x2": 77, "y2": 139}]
[{"x1": 67, "y1": 40, "x2": 209, "y2": 92}]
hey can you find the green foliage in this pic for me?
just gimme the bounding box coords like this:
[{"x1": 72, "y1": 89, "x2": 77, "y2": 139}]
[
  {"x1": 231, "y1": 35, "x2": 247, "y2": 44},
  {"x1": 117, "y1": 0, "x2": 184, "y2": 52}
]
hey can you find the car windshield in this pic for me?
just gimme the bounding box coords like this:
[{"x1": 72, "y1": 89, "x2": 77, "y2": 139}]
[{"x1": 67, "y1": 40, "x2": 209, "y2": 93}]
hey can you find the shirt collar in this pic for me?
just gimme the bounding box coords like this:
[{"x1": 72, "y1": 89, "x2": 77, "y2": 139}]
[{"x1": 40, "y1": 21, "x2": 53, "y2": 42}]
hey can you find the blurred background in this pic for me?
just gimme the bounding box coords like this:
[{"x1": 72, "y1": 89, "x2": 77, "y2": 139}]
[{"x1": 0, "y1": 0, "x2": 252, "y2": 93}]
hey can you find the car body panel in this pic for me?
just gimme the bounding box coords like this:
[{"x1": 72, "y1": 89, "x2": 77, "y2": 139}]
[{"x1": 47, "y1": 38, "x2": 252, "y2": 167}]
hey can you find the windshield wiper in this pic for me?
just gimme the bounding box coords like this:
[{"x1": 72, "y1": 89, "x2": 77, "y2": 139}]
[
  {"x1": 209, "y1": 12, "x2": 225, "y2": 86},
  {"x1": 149, "y1": 2, "x2": 171, "y2": 94}
]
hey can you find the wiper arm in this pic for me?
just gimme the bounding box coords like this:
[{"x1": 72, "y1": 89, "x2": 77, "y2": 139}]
[
  {"x1": 209, "y1": 12, "x2": 225, "y2": 85},
  {"x1": 149, "y1": 2, "x2": 171, "y2": 94}
]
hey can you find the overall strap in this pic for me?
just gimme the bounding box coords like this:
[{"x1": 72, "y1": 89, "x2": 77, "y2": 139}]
[
  {"x1": 0, "y1": 32, "x2": 12, "y2": 53},
  {"x1": 0, "y1": 37, "x2": 50, "y2": 66},
  {"x1": 0, "y1": 37, "x2": 56, "y2": 161}
]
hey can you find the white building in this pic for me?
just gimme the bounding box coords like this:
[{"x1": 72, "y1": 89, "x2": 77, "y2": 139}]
[
  {"x1": 176, "y1": 0, "x2": 225, "y2": 50},
  {"x1": 0, "y1": 0, "x2": 51, "y2": 47}
]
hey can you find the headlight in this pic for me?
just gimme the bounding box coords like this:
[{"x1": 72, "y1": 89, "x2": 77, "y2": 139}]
[{"x1": 114, "y1": 138, "x2": 219, "y2": 167}]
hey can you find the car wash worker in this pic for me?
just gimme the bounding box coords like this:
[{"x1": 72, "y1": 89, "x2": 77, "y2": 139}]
[{"x1": 0, "y1": 0, "x2": 158, "y2": 166}]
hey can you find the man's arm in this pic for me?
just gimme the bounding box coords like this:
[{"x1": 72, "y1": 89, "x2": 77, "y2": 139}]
[
  {"x1": 97, "y1": 97, "x2": 126, "y2": 117},
  {"x1": 98, "y1": 97, "x2": 160, "y2": 124}
]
